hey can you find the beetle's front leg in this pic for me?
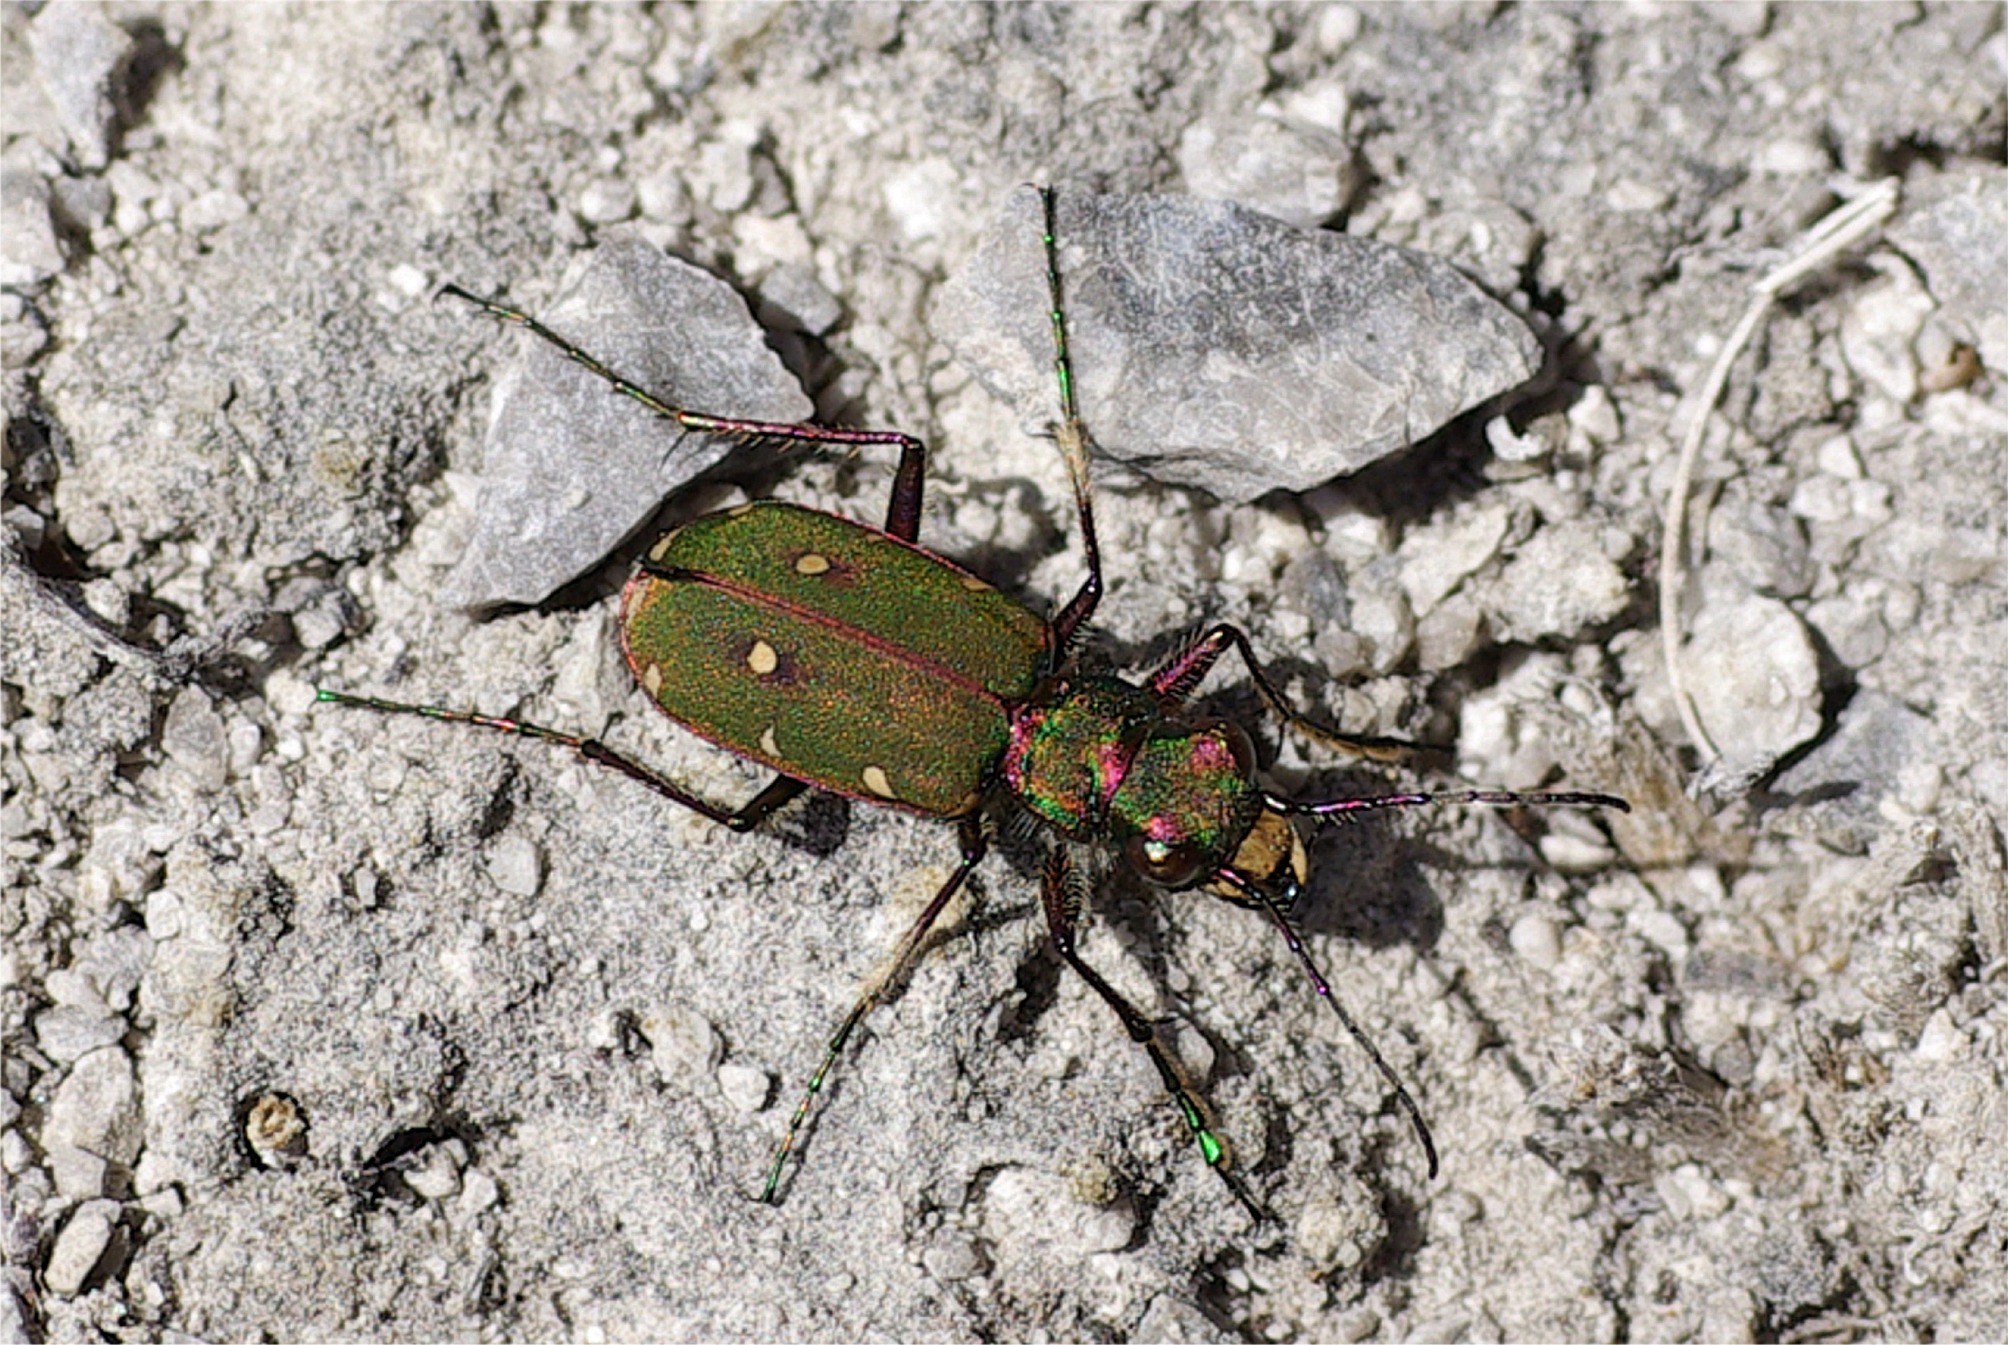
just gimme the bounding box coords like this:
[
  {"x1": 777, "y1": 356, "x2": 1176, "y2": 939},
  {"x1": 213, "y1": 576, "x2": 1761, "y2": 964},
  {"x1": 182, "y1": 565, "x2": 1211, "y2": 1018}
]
[{"x1": 1145, "y1": 623, "x2": 1412, "y2": 763}]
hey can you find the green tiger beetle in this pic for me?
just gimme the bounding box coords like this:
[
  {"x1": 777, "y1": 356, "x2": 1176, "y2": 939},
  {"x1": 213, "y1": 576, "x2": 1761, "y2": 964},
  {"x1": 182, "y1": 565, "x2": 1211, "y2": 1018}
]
[{"x1": 319, "y1": 187, "x2": 1628, "y2": 1221}]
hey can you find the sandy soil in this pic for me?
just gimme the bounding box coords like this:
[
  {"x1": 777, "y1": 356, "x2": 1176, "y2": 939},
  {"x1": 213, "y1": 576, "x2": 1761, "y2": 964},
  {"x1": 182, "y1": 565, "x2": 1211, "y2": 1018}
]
[{"x1": 5, "y1": 4, "x2": 2006, "y2": 1341}]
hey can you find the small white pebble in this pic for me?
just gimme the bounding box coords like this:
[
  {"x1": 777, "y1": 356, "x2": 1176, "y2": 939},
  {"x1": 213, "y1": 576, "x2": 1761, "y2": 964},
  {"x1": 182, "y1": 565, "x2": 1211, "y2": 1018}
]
[
  {"x1": 404, "y1": 1146, "x2": 463, "y2": 1201},
  {"x1": 578, "y1": 178, "x2": 636, "y2": 224},
  {"x1": 1815, "y1": 434, "x2": 1863, "y2": 479},
  {"x1": 642, "y1": 1005, "x2": 721, "y2": 1081},
  {"x1": 484, "y1": 835, "x2": 542, "y2": 897},
  {"x1": 1913, "y1": 1010, "x2": 1968, "y2": 1063},
  {"x1": 1605, "y1": 179, "x2": 1670, "y2": 212},
  {"x1": 264, "y1": 669, "x2": 320, "y2": 718},
  {"x1": 458, "y1": 1167, "x2": 500, "y2": 1216},
  {"x1": 1631, "y1": 908, "x2": 1690, "y2": 957},
  {"x1": 1539, "y1": 829, "x2": 1618, "y2": 873},
  {"x1": 1508, "y1": 912, "x2": 1562, "y2": 970},
  {"x1": 1485, "y1": 415, "x2": 1548, "y2": 463},
  {"x1": 1754, "y1": 137, "x2": 1828, "y2": 176},
  {"x1": 1895, "y1": 761, "x2": 1943, "y2": 815},
  {"x1": 1567, "y1": 385, "x2": 1621, "y2": 445},
  {"x1": 181, "y1": 188, "x2": 249, "y2": 233},
  {"x1": 387, "y1": 263, "x2": 429, "y2": 298},
  {"x1": 716, "y1": 1062, "x2": 772, "y2": 1113}
]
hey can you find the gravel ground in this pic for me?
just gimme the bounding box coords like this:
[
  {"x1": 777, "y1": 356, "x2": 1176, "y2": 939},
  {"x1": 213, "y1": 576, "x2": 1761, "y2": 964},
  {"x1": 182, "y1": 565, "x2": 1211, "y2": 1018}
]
[{"x1": 5, "y1": 4, "x2": 2007, "y2": 1341}]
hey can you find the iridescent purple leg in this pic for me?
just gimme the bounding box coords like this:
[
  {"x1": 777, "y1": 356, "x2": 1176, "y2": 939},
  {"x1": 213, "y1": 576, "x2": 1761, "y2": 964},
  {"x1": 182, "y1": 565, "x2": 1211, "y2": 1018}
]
[
  {"x1": 1147, "y1": 622, "x2": 1409, "y2": 761},
  {"x1": 761, "y1": 815, "x2": 988, "y2": 1203},
  {"x1": 437, "y1": 285, "x2": 933, "y2": 543}
]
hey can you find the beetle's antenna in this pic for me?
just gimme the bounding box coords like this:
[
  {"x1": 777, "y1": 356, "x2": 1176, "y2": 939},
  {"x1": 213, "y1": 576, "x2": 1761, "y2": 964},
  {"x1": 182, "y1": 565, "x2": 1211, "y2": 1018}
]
[
  {"x1": 1235, "y1": 786, "x2": 1626, "y2": 1173},
  {"x1": 1271, "y1": 788, "x2": 1631, "y2": 822},
  {"x1": 1213, "y1": 865, "x2": 1439, "y2": 1178}
]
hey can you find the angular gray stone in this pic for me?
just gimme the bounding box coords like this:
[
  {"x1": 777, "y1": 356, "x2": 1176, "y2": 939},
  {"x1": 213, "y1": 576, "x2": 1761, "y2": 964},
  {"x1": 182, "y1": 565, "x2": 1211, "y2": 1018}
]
[
  {"x1": 45, "y1": 1045, "x2": 143, "y2": 1166},
  {"x1": 442, "y1": 235, "x2": 814, "y2": 609},
  {"x1": 161, "y1": 687, "x2": 229, "y2": 793},
  {"x1": 1178, "y1": 114, "x2": 1361, "y2": 227},
  {"x1": 934, "y1": 186, "x2": 1541, "y2": 503},
  {"x1": 981, "y1": 1165, "x2": 1135, "y2": 1259},
  {"x1": 1775, "y1": 690, "x2": 1937, "y2": 846},
  {"x1": 0, "y1": 164, "x2": 64, "y2": 287},
  {"x1": 1682, "y1": 595, "x2": 1823, "y2": 785},
  {"x1": 34, "y1": 1004, "x2": 125, "y2": 1064},
  {"x1": 1889, "y1": 168, "x2": 2008, "y2": 370},
  {"x1": 30, "y1": 2, "x2": 131, "y2": 170},
  {"x1": 44, "y1": 1201, "x2": 119, "y2": 1297},
  {"x1": 54, "y1": 926, "x2": 153, "y2": 1014},
  {"x1": 1483, "y1": 521, "x2": 1632, "y2": 644},
  {"x1": 47, "y1": 1142, "x2": 109, "y2": 1200}
]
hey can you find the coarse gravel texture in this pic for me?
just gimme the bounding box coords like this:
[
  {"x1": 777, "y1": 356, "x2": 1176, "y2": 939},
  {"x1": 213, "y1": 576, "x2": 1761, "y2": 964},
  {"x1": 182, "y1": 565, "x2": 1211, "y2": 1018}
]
[{"x1": 5, "y1": 3, "x2": 2007, "y2": 1342}]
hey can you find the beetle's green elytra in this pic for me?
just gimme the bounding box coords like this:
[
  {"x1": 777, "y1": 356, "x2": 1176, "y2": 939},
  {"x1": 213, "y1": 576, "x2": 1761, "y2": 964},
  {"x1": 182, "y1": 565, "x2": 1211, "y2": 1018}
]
[
  {"x1": 318, "y1": 186, "x2": 1629, "y2": 1225},
  {"x1": 621, "y1": 502, "x2": 1046, "y2": 816}
]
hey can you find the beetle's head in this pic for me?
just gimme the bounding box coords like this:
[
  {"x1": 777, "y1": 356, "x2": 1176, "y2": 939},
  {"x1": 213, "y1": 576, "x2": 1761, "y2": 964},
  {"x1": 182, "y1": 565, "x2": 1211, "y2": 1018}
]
[
  {"x1": 1203, "y1": 800, "x2": 1309, "y2": 906},
  {"x1": 1107, "y1": 717, "x2": 1301, "y2": 895}
]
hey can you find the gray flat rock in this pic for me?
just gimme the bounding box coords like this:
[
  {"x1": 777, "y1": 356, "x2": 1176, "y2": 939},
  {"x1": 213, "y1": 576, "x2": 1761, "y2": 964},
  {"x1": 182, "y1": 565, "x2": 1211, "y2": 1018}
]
[
  {"x1": 934, "y1": 186, "x2": 1540, "y2": 502},
  {"x1": 442, "y1": 236, "x2": 813, "y2": 609},
  {"x1": 1683, "y1": 594, "x2": 1824, "y2": 787},
  {"x1": 30, "y1": 2, "x2": 130, "y2": 170},
  {"x1": 1889, "y1": 168, "x2": 2008, "y2": 370}
]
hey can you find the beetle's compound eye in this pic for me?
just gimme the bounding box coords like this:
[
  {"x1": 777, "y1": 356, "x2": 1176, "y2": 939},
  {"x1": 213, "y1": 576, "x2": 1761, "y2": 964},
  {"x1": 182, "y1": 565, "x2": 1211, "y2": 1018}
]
[{"x1": 1123, "y1": 832, "x2": 1210, "y2": 888}]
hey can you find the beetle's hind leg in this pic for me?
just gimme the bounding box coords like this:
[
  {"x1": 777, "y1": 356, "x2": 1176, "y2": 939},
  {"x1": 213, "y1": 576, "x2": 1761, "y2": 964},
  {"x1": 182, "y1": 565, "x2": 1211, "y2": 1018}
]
[
  {"x1": 1038, "y1": 848, "x2": 1269, "y2": 1225},
  {"x1": 760, "y1": 815, "x2": 989, "y2": 1204},
  {"x1": 437, "y1": 285, "x2": 934, "y2": 543},
  {"x1": 314, "y1": 688, "x2": 804, "y2": 830}
]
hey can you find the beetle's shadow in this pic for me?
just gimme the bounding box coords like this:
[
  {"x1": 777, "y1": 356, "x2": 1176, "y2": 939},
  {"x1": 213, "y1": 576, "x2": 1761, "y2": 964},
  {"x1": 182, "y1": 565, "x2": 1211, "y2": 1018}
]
[
  {"x1": 771, "y1": 790, "x2": 851, "y2": 860},
  {"x1": 1294, "y1": 820, "x2": 1449, "y2": 952},
  {"x1": 934, "y1": 473, "x2": 1075, "y2": 602}
]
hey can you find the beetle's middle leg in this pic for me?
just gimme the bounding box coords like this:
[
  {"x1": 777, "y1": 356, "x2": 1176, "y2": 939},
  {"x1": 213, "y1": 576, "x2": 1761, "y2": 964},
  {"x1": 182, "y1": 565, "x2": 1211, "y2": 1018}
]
[
  {"x1": 1033, "y1": 186, "x2": 1106, "y2": 653},
  {"x1": 760, "y1": 814, "x2": 989, "y2": 1204},
  {"x1": 1038, "y1": 848, "x2": 1268, "y2": 1224}
]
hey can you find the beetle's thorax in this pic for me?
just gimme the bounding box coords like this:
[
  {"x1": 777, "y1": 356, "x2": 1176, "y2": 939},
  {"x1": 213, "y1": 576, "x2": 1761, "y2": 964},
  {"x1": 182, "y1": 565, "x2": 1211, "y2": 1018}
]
[
  {"x1": 1001, "y1": 675, "x2": 1155, "y2": 839},
  {"x1": 1002, "y1": 675, "x2": 1267, "y2": 887}
]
